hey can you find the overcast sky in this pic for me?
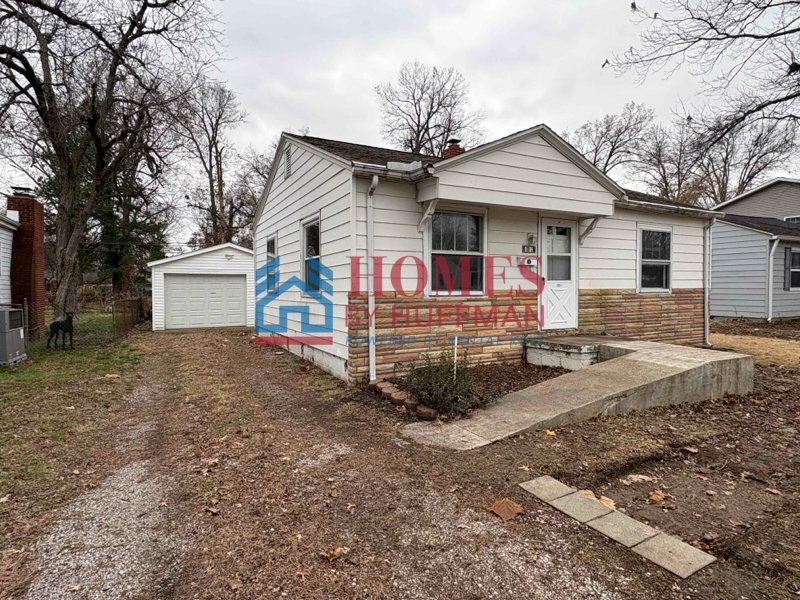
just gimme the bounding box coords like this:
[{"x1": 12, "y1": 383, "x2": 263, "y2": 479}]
[{"x1": 220, "y1": 0, "x2": 703, "y2": 158}]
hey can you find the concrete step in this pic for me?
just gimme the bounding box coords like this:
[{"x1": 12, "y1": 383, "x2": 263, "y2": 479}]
[{"x1": 402, "y1": 337, "x2": 753, "y2": 450}]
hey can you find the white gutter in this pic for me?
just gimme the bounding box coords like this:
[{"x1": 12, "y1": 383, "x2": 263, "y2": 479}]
[
  {"x1": 703, "y1": 218, "x2": 715, "y2": 345},
  {"x1": 767, "y1": 237, "x2": 780, "y2": 322},
  {"x1": 366, "y1": 175, "x2": 379, "y2": 382}
]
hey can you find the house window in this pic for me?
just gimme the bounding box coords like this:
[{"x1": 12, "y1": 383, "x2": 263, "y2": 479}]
[
  {"x1": 266, "y1": 236, "x2": 276, "y2": 258},
  {"x1": 790, "y1": 249, "x2": 800, "y2": 289},
  {"x1": 431, "y1": 212, "x2": 484, "y2": 294},
  {"x1": 303, "y1": 218, "x2": 320, "y2": 292},
  {"x1": 785, "y1": 216, "x2": 800, "y2": 224},
  {"x1": 639, "y1": 227, "x2": 671, "y2": 291},
  {"x1": 284, "y1": 146, "x2": 292, "y2": 179}
]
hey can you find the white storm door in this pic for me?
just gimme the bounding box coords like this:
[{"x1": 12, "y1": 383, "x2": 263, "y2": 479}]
[{"x1": 541, "y1": 219, "x2": 578, "y2": 330}]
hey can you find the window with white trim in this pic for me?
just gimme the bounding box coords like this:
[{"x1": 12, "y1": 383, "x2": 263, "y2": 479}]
[
  {"x1": 639, "y1": 227, "x2": 671, "y2": 291},
  {"x1": 265, "y1": 235, "x2": 277, "y2": 290},
  {"x1": 785, "y1": 215, "x2": 800, "y2": 224},
  {"x1": 303, "y1": 218, "x2": 320, "y2": 292},
  {"x1": 790, "y1": 248, "x2": 800, "y2": 289},
  {"x1": 266, "y1": 236, "x2": 276, "y2": 258},
  {"x1": 430, "y1": 212, "x2": 484, "y2": 294}
]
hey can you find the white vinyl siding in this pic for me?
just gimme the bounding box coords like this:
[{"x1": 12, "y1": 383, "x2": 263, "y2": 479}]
[
  {"x1": 434, "y1": 134, "x2": 615, "y2": 216},
  {"x1": 253, "y1": 141, "x2": 352, "y2": 377},
  {"x1": 0, "y1": 226, "x2": 12, "y2": 304},
  {"x1": 710, "y1": 221, "x2": 770, "y2": 318},
  {"x1": 150, "y1": 245, "x2": 254, "y2": 331},
  {"x1": 579, "y1": 209, "x2": 704, "y2": 290}
]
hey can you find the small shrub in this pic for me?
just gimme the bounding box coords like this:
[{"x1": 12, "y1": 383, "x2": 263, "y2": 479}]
[{"x1": 404, "y1": 349, "x2": 478, "y2": 416}]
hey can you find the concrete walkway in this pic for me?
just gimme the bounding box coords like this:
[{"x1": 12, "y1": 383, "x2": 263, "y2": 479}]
[{"x1": 403, "y1": 337, "x2": 753, "y2": 450}]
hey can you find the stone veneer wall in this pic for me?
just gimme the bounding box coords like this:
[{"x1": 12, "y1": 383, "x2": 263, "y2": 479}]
[
  {"x1": 347, "y1": 291, "x2": 543, "y2": 382},
  {"x1": 347, "y1": 288, "x2": 705, "y2": 382},
  {"x1": 578, "y1": 288, "x2": 704, "y2": 346}
]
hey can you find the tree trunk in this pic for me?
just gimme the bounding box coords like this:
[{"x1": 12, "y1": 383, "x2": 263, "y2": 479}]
[{"x1": 53, "y1": 185, "x2": 90, "y2": 318}]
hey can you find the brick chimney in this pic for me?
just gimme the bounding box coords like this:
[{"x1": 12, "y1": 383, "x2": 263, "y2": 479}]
[
  {"x1": 7, "y1": 188, "x2": 46, "y2": 339},
  {"x1": 442, "y1": 138, "x2": 465, "y2": 159}
]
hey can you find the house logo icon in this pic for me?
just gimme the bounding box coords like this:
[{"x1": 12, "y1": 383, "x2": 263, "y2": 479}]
[{"x1": 255, "y1": 256, "x2": 334, "y2": 346}]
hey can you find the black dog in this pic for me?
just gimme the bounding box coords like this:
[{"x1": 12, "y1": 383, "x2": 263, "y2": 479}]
[{"x1": 46, "y1": 312, "x2": 74, "y2": 350}]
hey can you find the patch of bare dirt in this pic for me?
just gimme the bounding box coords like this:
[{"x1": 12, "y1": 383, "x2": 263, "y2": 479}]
[{"x1": 711, "y1": 317, "x2": 800, "y2": 340}]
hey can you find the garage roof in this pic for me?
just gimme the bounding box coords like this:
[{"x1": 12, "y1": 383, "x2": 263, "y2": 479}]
[{"x1": 147, "y1": 242, "x2": 252, "y2": 268}]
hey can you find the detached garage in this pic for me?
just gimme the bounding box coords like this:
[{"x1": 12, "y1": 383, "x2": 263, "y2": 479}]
[{"x1": 148, "y1": 243, "x2": 254, "y2": 331}]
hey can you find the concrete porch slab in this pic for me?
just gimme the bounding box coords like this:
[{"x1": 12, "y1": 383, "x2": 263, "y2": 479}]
[{"x1": 402, "y1": 336, "x2": 753, "y2": 450}]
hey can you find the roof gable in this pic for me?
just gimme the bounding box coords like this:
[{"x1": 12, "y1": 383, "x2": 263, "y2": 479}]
[
  {"x1": 431, "y1": 124, "x2": 624, "y2": 199},
  {"x1": 147, "y1": 243, "x2": 252, "y2": 268},
  {"x1": 712, "y1": 178, "x2": 800, "y2": 211}
]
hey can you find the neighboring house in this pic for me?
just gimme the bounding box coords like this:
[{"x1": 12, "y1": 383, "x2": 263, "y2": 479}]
[
  {"x1": 711, "y1": 178, "x2": 800, "y2": 320},
  {"x1": 0, "y1": 209, "x2": 19, "y2": 304},
  {"x1": 253, "y1": 124, "x2": 717, "y2": 382},
  {"x1": 148, "y1": 243, "x2": 254, "y2": 331}
]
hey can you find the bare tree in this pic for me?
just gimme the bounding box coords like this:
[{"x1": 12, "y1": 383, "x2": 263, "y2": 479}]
[
  {"x1": 175, "y1": 77, "x2": 246, "y2": 246},
  {"x1": 0, "y1": 0, "x2": 219, "y2": 316},
  {"x1": 376, "y1": 61, "x2": 485, "y2": 156},
  {"x1": 632, "y1": 120, "x2": 703, "y2": 205},
  {"x1": 615, "y1": 0, "x2": 800, "y2": 141},
  {"x1": 565, "y1": 102, "x2": 654, "y2": 175},
  {"x1": 697, "y1": 120, "x2": 797, "y2": 206}
]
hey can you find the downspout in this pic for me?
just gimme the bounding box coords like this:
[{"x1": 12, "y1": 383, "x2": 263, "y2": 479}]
[
  {"x1": 704, "y1": 218, "x2": 714, "y2": 346},
  {"x1": 366, "y1": 175, "x2": 379, "y2": 382},
  {"x1": 767, "y1": 237, "x2": 780, "y2": 322}
]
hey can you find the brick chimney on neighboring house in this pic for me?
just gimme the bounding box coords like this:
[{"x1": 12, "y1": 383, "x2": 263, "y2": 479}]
[
  {"x1": 442, "y1": 138, "x2": 465, "y2": 159},
  {"x1": 6, "y1": 187, "x2": 46, "y2": 339}
]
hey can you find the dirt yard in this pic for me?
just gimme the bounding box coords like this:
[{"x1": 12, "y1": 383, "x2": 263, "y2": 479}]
[{"x1": 1, "y1": 329, "x2": 798, "y2": 599}]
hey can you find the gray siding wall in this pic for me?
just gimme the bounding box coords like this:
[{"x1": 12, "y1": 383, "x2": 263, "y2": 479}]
[
  {"x1": 771, "y1": 240, "x2": 800, "y2": 318},
  {"x1": 724, "y1": 182, "x2": 800, "y2": 218},
  {"x1": 710, "y1": 221, "x2": 769, "y2": 318}
]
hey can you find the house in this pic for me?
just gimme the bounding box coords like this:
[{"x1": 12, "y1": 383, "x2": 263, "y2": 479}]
[
  {"x1": 710, "y1": 178, "x2": 800, "y2": 320},
  {"x1": 0, "y1": 209, "x2": 18, "y2": 304},
  {"x1": 253, "y1": 124, "x2": 717, "y2": 382},
  {"x1": 148, "y1": 243, "x2": 255, "y2": 330}
]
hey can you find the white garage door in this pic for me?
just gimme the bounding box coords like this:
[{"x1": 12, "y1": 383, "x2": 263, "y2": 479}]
[{"x1": 164, "y1": 274, "x2": 247, "y2": 329}]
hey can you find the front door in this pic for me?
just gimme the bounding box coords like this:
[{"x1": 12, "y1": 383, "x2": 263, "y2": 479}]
[{"x1": 541, "y1": 219, "x2": 578, "y2": 330}]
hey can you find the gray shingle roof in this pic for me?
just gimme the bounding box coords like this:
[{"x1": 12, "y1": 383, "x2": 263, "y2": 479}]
[
  {"x1": 288, "y1": 134, "x2": 438, "y2": 167},
  {"x1": 623, "y1": 188, "x2": 697, "y2": 209},
  {"x1": 721, "y1": 214, "x2": 800, "y2": 237}
]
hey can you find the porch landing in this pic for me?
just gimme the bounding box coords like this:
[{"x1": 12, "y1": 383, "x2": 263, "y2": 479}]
[{"x1": 402, "y1": 336, "x2": 753, "y2": 450}]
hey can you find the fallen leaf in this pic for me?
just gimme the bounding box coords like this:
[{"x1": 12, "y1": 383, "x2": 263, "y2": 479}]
[
  {"x1": 320, "y1": 546, "x2": 350, "y2": 561},
  {"x1": 228, "y1": 579, "x2": 241, "y2": 591},
  {"x1": 68, "y1": 583, "x2": 81, "y2": 592},
  {"x1": 204, "y1": 506, "x2": 220, "y2": 516},
  {"x1": 544, "y1": 429, "x2": 556, "y2": 436},
  {"x1": 518, "y1": 465, "x2": 531, "y2": 472},
  {"x1": 0, "y1": 494, "x2": 9, "y2": 503},
  {"x1": 766, "y1": 488, "x2": 783, "y2": 496},
  {"x1": 103, "y1": 373, "x2": 121, "y2": 379},
  {"x1": 578, "y1": 489, "x2": 597, "y2": 499},
  {"x1": 71, "y1": 469, "x2": 80, "y2": 476},
  {"x1": 648, "y1": 489, "x2": 668, "y2": 503},
  {"x1": 702, "y1": 531, "x2": 720, "y2": 543},
  {"x1": 487, "y1": 498, "x2": 524, "y2": 522},
  {"x1": 706, "y1": 490, "x2": 717, "y2": 496},
  {"x1": 681, "y1": 446, "x2": 699, "y2": 454},
  {"x1": 599, "y1": 496, "x2": 616, "y2": 510},
  {"x1": 620, "y1": 474, "x2": 655, "y2": 486}
]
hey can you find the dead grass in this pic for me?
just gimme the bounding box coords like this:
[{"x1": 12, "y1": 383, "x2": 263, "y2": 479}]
[
  {"x1": 711, "y1": 333, "x2": 800, "y2": 366},
  {"x1": 0, "y1": 344, "x2": 139, "y2": 594}
]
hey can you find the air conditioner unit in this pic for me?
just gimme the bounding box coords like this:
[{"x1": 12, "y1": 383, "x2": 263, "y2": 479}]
[{"x1": 0, "y1": 306, "x2": 27, "y2": 366}]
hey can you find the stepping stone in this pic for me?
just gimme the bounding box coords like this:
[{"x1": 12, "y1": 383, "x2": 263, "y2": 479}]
[
  {"x1": 519, "y1": 476, "x2": 576, "y2": 502},
  {"x1": 632, "y1": 533, "x2": 716, "y2": 579},
  {"x1": 587, "y1": 510, "x2": 659, "y2": 547},
  {"x1": 548, "y1": 492, "x2": 613, "y2": 523}
]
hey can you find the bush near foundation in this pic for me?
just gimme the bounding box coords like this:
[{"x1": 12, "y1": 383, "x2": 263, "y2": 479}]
[{"x1": 404, "y1": 349, "x2": 479, "y2": 416}]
